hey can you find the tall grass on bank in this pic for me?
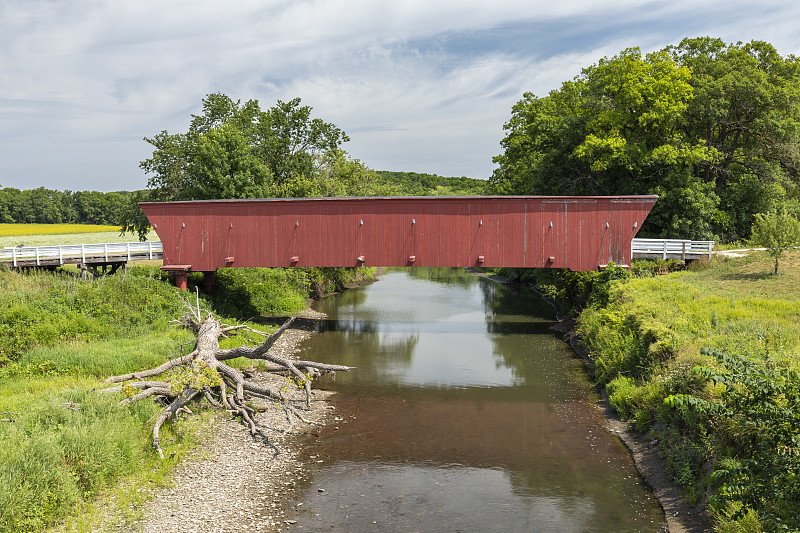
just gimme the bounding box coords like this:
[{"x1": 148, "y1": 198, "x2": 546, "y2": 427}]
[
  {"x1": 0, "y1": 331, "x2": 205, "y2": 532},
  {"x1": 579, "y1": 252, "x2": 800, "y2": 383},
  {"x1": 0, "y1": 381, "x2": 161, "y2": 532},
  {"x1": 0, "y1": 263, "x2": 371, "y2": 532},
  {"x1": 0, "y1": 267, "x2": 184, "y2": 366},
  {"x1": 573, "y1": 251, "x2": 800, "y2": 531}
]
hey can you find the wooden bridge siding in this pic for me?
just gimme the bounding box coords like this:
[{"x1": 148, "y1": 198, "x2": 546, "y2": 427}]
[
  {"x1": 141, "y1": 196, "x2": 657, "y2": 272},
  {"x1": 612, "y1": 198, "x2": 657, "y2": 267}
]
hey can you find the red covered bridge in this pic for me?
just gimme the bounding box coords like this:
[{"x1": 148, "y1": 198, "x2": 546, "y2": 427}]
[{"x1": 140, "y1": 195, "x2": 657, "y2": 290}]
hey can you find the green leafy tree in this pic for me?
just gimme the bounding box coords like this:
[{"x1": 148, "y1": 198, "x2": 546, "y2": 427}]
[
  {"x1": 750, "y1": 205, "x2": 800, "y2": 274},
  {"x1": 373, "y1": 171, "x2": 487, "y2": 196},
  {"x1": 0, "y1": 187, "x2": 14, "y2": 223},
  {"x1": 668, "y1": 38, "x2": 800, "y2": 240},
  {"x1": 492, "y1": 38, "x2": 800, "y2": 241},
  {"x1": 123, "y1": 93, "x2": 373, "y2": 239},
  {"x1": 491, "y1": 47, "x2": 720, "y2": 238},
  {"x1": 281, "y1": 149, "x2": 381, "y2": 198},
  {"x1": 141, "y1": 93, "x2": 350, "y2": 201}
]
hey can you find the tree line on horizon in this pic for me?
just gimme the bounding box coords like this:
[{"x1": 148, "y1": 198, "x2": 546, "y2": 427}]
[
  {"x1": 0, "y1": 171, "x2": 486, "y2": 229},
  {"x1": 0, "y1": 187, "x2": 132, "y2": 226}
]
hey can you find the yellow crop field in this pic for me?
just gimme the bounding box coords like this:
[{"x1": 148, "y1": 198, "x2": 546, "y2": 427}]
[{"x1": 0, "y1": 223, "x2": 119, "y2": 237}]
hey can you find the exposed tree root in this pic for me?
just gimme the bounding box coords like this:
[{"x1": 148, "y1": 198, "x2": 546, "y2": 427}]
[{"x1": 101, "y1": 311, "x2": 352, "y2": 458}]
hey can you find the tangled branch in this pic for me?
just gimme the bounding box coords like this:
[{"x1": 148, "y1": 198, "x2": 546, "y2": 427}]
[{"x1": 101, "y1": 313, "x2": 352, "y2": 458}]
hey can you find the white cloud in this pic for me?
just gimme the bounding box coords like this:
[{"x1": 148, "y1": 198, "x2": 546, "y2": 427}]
[{"x1": 1, "y1": 0, "x2": 799, "y2": 190}]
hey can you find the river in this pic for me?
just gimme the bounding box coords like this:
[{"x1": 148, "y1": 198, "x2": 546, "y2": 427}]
[{"x1": 287, "y1": 268, "x2": 666, "y2": 532}]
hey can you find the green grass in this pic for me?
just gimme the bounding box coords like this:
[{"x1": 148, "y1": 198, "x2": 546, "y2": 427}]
[
  {"x1": 0, "y1": 340, "x2": 185, "y2": 533},
  {"x1": 573, "y1": 250, "x2": 800, "y2": 530},
  {"x1": 580, "y1": 251, "x2": 800, "y2": 377},
  {"x1": 0, "y1": 373, "x2": 213, "y2": 533},
  {"x1": 17, "y1": 331, "x2": 195, "y2": 379},
  {"x1": 0, "y1": 256, "x2": 369, "y2": 531},
  {"x1": 0, "y1": 229, "x2": 156, "y2": 248},
  {"x1": 0, "y1": 267, "x2": 186, "y2": 366},
  {"x1": 0, "y1": 325, "x2": 273, "y2": 533}
]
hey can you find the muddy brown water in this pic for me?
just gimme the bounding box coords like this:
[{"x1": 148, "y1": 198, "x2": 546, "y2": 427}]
[{"x1": 287, "y1": 268, "x2": 666, "y2": 532}]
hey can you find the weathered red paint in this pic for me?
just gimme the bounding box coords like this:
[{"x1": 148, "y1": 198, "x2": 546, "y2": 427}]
[
  {"x1": 142, "y1": 196, "x2": 657, "y2": 274},
  {"x1": 159, "y1": 264, "x2": 191, "y2": 289}
]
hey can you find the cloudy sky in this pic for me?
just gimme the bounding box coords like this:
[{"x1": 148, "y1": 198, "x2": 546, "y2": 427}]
[{"x1": 2, "y1": 0, "x2": 799, "y2": 192}]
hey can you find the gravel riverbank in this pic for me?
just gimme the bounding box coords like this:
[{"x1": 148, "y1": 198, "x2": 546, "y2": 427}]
[{"x1": 132, "y1": 308, "x2": 333, "y2": 533}]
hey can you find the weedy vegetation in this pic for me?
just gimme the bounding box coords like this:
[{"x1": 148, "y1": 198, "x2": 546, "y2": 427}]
[{"x1": 0, "y1": 261, "x2": 372, "y2": 532}]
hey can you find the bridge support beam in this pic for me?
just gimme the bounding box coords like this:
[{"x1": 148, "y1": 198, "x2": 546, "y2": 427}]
[
  {"x1": 161, "y1": 265, "x2": 192, "y2": 290},
  {"x1": 203, "y1": 271, "x2": 215, "y2": 294}
]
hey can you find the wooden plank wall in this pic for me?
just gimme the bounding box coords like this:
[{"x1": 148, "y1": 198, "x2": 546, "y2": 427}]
[{"x1": 141, "y1": 196, "x2": 657, "y2": 272}]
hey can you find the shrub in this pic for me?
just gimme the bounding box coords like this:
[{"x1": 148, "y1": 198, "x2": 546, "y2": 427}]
[
  {"x1": 665, "y1": 349, "x2": 800, "y2": 530},
  {"x1": 210, "y1": 268, "x2": 309, "y2": 318},
  {"x1": 0, "y1": 269, "x2": 185, "y2": 364}
]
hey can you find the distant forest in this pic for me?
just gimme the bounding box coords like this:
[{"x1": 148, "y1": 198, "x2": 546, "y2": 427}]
[
  {"x1": 0, "y1": 172, "x2": 487, "y2": 225},
  {"x1": 0, "y1": 187, "x2": 133, "y2": 226},
  {"x1": 373, "y1": 171, "x2": 487, "y2": 196}
]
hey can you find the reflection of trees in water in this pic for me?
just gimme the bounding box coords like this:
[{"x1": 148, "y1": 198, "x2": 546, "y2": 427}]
[
  {"x1": 478, "y1": 277, "x2": 555, "y2": 320},
  {"x1": 312, "y1": 267, "x2": 581, "y2": 393},
  {"x1": 403, "y1": 267, "x2": 478, "y2": 289},
  {"x1": 504, "y1": 469, "x2": 599, "y2": 526},
  {"x1": 504, "y1": 464, "x2": 661, "y2": 528},
  {"x1": 314, "y1": 285, "x2": 369, "y2": 316},
  {"x1": 315, "y1": 319, "x2": 380, "y2": 335},
  {"x1": 477, "y1": 276, "x2": 588, "y2": 397}
]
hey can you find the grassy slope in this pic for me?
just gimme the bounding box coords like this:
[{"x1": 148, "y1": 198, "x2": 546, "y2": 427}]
[
  {"x1": 0, "y1": 259, "x2": 371, "y2": 532},
  {"x1": 620, "y1": 252, "x2": 799, "y2": 367},
  {"x1": 577, "y1": 250, "x2": 800, "y2": 530}
]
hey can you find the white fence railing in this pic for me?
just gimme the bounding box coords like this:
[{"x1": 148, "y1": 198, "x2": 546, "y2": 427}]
[
  {"x1": 2, "y1": 239, "x2": 714, "y2": 267},
  {"x1": 631, "y1": 238, "x2": 714, "y2": 260},
  {"x1": 0, "y1": 241, "x2": 163, "y2": 267}
]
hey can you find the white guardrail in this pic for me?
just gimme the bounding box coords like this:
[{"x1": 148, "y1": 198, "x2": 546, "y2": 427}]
[
  {"x1": 2, "y1": 239, "x2": 712, "y2": 267},
  {"x1": 0, "y1": 241, "x2": 163, "y2": 267},
  {"x1": 631, "y1": 238, "x2": 714, "y2": 260}
]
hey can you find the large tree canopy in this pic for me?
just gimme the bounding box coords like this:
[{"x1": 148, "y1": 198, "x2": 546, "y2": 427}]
[
  {"x1": 125, "y1": 94, "x2": 378, "y2": 239},
  {"x1": 491, "y1": 38, "x2": 800, "y2": 240}
]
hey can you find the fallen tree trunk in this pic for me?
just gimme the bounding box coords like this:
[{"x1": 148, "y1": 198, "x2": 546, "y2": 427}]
[{"x1": 102, "y1": 312, "x2": 352, "y2": 458}]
